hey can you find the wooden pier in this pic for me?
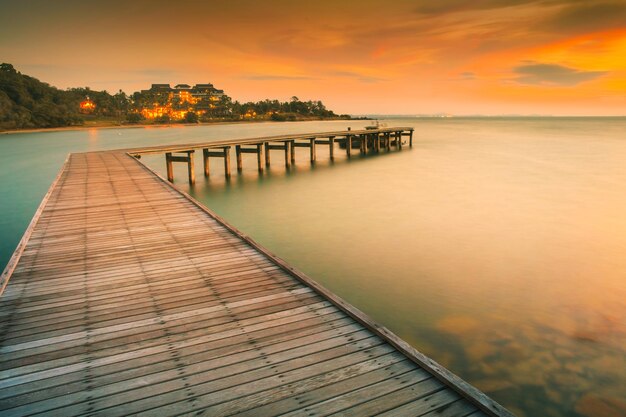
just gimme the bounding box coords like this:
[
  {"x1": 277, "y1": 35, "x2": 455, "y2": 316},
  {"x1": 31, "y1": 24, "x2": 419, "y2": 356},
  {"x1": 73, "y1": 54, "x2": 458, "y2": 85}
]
[
  {"x1": 0, "y1": 129, "x2": 513, "y2": 417},
  {"x1": 127, "y1": 127, "x2": 415, "y2": 184}
]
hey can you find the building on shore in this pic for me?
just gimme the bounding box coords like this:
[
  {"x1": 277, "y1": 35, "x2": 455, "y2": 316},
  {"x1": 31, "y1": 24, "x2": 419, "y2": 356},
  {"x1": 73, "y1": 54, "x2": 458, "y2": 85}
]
[{"x1": 136, "y1": 83, "x2": 229, "y2": 120}]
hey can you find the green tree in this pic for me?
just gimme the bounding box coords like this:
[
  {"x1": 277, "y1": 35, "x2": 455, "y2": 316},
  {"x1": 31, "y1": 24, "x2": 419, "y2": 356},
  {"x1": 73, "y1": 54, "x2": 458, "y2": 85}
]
[{"x1": 184, "y1": 111, "x2": 198, "y2": 123}]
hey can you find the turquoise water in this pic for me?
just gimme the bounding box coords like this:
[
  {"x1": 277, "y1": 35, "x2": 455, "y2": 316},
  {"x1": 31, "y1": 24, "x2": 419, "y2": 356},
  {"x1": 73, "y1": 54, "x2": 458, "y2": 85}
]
[{"x1": 2, "y1": 119, "x2": 626, "y2": 417}]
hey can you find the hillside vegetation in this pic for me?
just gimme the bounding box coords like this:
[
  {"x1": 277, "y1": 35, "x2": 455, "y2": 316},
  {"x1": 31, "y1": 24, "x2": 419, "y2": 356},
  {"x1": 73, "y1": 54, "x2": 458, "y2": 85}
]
[{"x1": 0, "y1": 63, "x2": 348, "y2": 131}]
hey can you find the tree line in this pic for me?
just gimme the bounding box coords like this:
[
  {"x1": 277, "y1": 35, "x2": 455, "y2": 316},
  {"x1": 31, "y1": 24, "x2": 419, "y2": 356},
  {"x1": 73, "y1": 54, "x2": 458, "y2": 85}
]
[{"x1": 0, "y1": 63, "x2": 349, "y2": 130}]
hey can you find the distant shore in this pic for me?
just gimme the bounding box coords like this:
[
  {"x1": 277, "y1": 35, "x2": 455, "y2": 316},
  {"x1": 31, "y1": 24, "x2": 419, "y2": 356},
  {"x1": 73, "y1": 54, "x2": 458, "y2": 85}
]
[{"x1": 0, "y1": 118, "x2": 354, "y2": 135}]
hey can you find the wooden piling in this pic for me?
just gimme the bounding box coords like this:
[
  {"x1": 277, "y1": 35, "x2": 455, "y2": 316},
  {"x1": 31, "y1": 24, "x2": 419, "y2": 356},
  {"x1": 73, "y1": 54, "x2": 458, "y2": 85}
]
[
  {"x1": 166, "y1": 152, "x2": 173, "y2": 182},
  {"x1": 257, "y1": 143, "x2": 263, "y2": 172},
  {"x1": 329, "y1": 136, "x2": 335, "y2": 160},
  {"x1": 165, "y1": 151, "x2": 194, "y2": 184},
  {"x1": 187, "y1": 151, "x2": 195, "y2": 184},
  {"x1": 224, "y1": 146, "x2": 231, "y2": 178},
  {"x1": 346, "y1": 135, "x2": 352, "y2": 157},
  {"x1": 236, "y1": 145, "x2": 243, "y2": 172},
  {"x1": 410, "y1": 130, "x2": 414, "y2": 147},
  {"x1": 264, "y1": 142, "x2": 271, "y2": 166},
  {"x1": 284, "y1": 141, "x2": 290, "y2": 167},
  {"x1": 310, "y1": 138, "x2": 316, "y2": 162},
  {"x1": 289, "y1": 140, "x2": 296, "y2": 164},
  {"x1": 202, "y1": 148, "x2": 210, "y2": 177}
]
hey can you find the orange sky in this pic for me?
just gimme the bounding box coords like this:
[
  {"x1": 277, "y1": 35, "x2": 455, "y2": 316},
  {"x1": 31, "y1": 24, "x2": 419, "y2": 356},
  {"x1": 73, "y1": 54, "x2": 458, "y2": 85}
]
[{"x1": 1, "y1": 0, "x2": 625, "y2": 115}]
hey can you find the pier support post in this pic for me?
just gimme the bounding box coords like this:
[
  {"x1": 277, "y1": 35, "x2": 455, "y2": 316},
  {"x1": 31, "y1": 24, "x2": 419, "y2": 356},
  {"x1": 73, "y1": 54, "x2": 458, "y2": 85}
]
[
  {"x1": 224, "y1": 147, "x2": 231, "y2": 178},
  {"x1": 329, "y1": 136, "x2": 335, "y2": 160},
  {"x1": 166, "y1": 152, "x2": 174, "y2": 182},
  {"x1": 202, "y1": 148, "x2": 210, "y2": 177},
  {"x1": 264, "y1": 142, "x2": 271, "y2": 166},
  {"x1": 187, "y1": 151, "x2": 195, "y2": 185},
  {"x1": 385, "y1": 132, "x2": 391, "y2": 151},
  {"x1": 284, "y1": 141, "x2": 290, "y2": 167},
  {"x1": 409, "y1": 130, "x2": 413, "y2": 147},
  {"x1": 289, "y1": 140, "x2": 296, "y2": 164},
  {"x1": 165, "y1": 151, "x2": 194, "y2": 184},
  {"x1": 346, "y1": 135, "x2": 352, "y2": 157},
  {"x1": 202, "y1": 147, "x2": 230, "y2": 178},
  {"x1": 310, "y1": 138, "x2": 316, "y2": 163},
  {"x1": 236, "y1": 145, "x2": 243, "y2": 172},
  {"x1": 257, "y1": 144, "x2": 263, "y2": 172},
  {"x1": 398, "y1": 131, "x2": 403, "y2": 149}
]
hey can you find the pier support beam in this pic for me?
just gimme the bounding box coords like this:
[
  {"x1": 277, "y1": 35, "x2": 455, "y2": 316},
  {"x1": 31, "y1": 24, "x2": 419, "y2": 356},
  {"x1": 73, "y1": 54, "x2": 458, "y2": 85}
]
[
  {"x1": 292, "y1": 139, "x2": 317, "y2": 163},
  {"x1": 203, "y1": 147, "x2": 231, "y2": 178},
  {"x1": 264, "y1": 142, "x2": 291, "y2": 167},
  {"x1": 235, "y1": 144, "x2": 264, "y2": 172},
  {"x1": 165, "y1": 151, "x2": 195, "y2": 184}
]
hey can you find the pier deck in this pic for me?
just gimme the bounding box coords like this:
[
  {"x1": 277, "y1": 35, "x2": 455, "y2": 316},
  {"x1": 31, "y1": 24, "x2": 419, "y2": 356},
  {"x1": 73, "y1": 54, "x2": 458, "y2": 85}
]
[{"x1": 0, "y1": 134, "x2": 512, "y2": 416}]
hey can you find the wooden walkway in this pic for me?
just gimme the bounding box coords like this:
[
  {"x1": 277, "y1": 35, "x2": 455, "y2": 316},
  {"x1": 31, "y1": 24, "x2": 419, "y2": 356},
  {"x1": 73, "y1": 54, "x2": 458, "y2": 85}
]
[{"x1": 0, "y1": 149, "x2": 513, "y2": 416}]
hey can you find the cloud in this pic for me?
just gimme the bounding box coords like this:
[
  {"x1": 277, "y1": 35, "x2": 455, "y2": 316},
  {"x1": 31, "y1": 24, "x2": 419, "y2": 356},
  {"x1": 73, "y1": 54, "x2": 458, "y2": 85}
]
[
  {"x1": 539, "y1": 1, "x2": 626, "y2": 34},
  {"x1": 241, "y1": 74, "x2": 316, "y2": 81},
  {"x1": 329, "y1": 71, "x2": 386, "y2": 83},
  {"x1": 512, "y1": 62, "x2": 608, "y2": 86},
  {"x1": 460, "y1": 71, "x2": 476, "y2": 80},
  {"x1": 413, "y1": 0, "x2": 541, "y2": 15}
]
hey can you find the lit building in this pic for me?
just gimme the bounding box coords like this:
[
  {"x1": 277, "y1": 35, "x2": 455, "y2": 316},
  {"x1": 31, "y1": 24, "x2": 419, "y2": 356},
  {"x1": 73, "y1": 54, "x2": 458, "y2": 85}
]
[
  {"x1": 79, "y1": 97, "x2": 96, "y2": 114},
  {"x1": 138, "y1": 83, "x2": 229, "y2": 119}
]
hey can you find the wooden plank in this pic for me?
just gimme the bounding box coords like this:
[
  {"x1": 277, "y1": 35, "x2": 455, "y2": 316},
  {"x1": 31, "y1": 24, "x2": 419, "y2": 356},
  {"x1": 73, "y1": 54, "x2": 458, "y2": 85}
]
[{"x1": 235, "y1": 360, "x2": 421, "y2": 417}]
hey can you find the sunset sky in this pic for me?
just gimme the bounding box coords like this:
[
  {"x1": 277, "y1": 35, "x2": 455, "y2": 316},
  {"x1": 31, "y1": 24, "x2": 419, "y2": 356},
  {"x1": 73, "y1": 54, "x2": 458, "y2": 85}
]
[{"x1": 1, "y1": 0, "x2": 625, "y2": 115}]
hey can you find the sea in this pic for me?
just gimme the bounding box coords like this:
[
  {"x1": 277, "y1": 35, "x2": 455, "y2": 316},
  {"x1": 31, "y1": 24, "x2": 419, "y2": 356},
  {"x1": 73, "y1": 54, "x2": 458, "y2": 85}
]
[{"x1": 1, "y1": 118, "x2": 625, "y2": 417}]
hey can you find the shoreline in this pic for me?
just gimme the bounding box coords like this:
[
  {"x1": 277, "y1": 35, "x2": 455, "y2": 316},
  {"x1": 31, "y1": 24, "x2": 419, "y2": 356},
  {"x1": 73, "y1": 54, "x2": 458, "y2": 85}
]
[
  {"x1": 0, "y1": 121, "x2": 267, "y2": 135},
  {"x1": 0, "y1": 118, "x2": 354, "y2": 135}
]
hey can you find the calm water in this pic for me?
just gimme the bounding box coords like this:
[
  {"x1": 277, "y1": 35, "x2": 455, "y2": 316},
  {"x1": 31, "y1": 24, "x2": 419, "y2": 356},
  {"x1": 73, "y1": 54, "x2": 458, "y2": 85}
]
[{"x1": 2, "y1": 118, "x2": 625, "y2": 417}]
